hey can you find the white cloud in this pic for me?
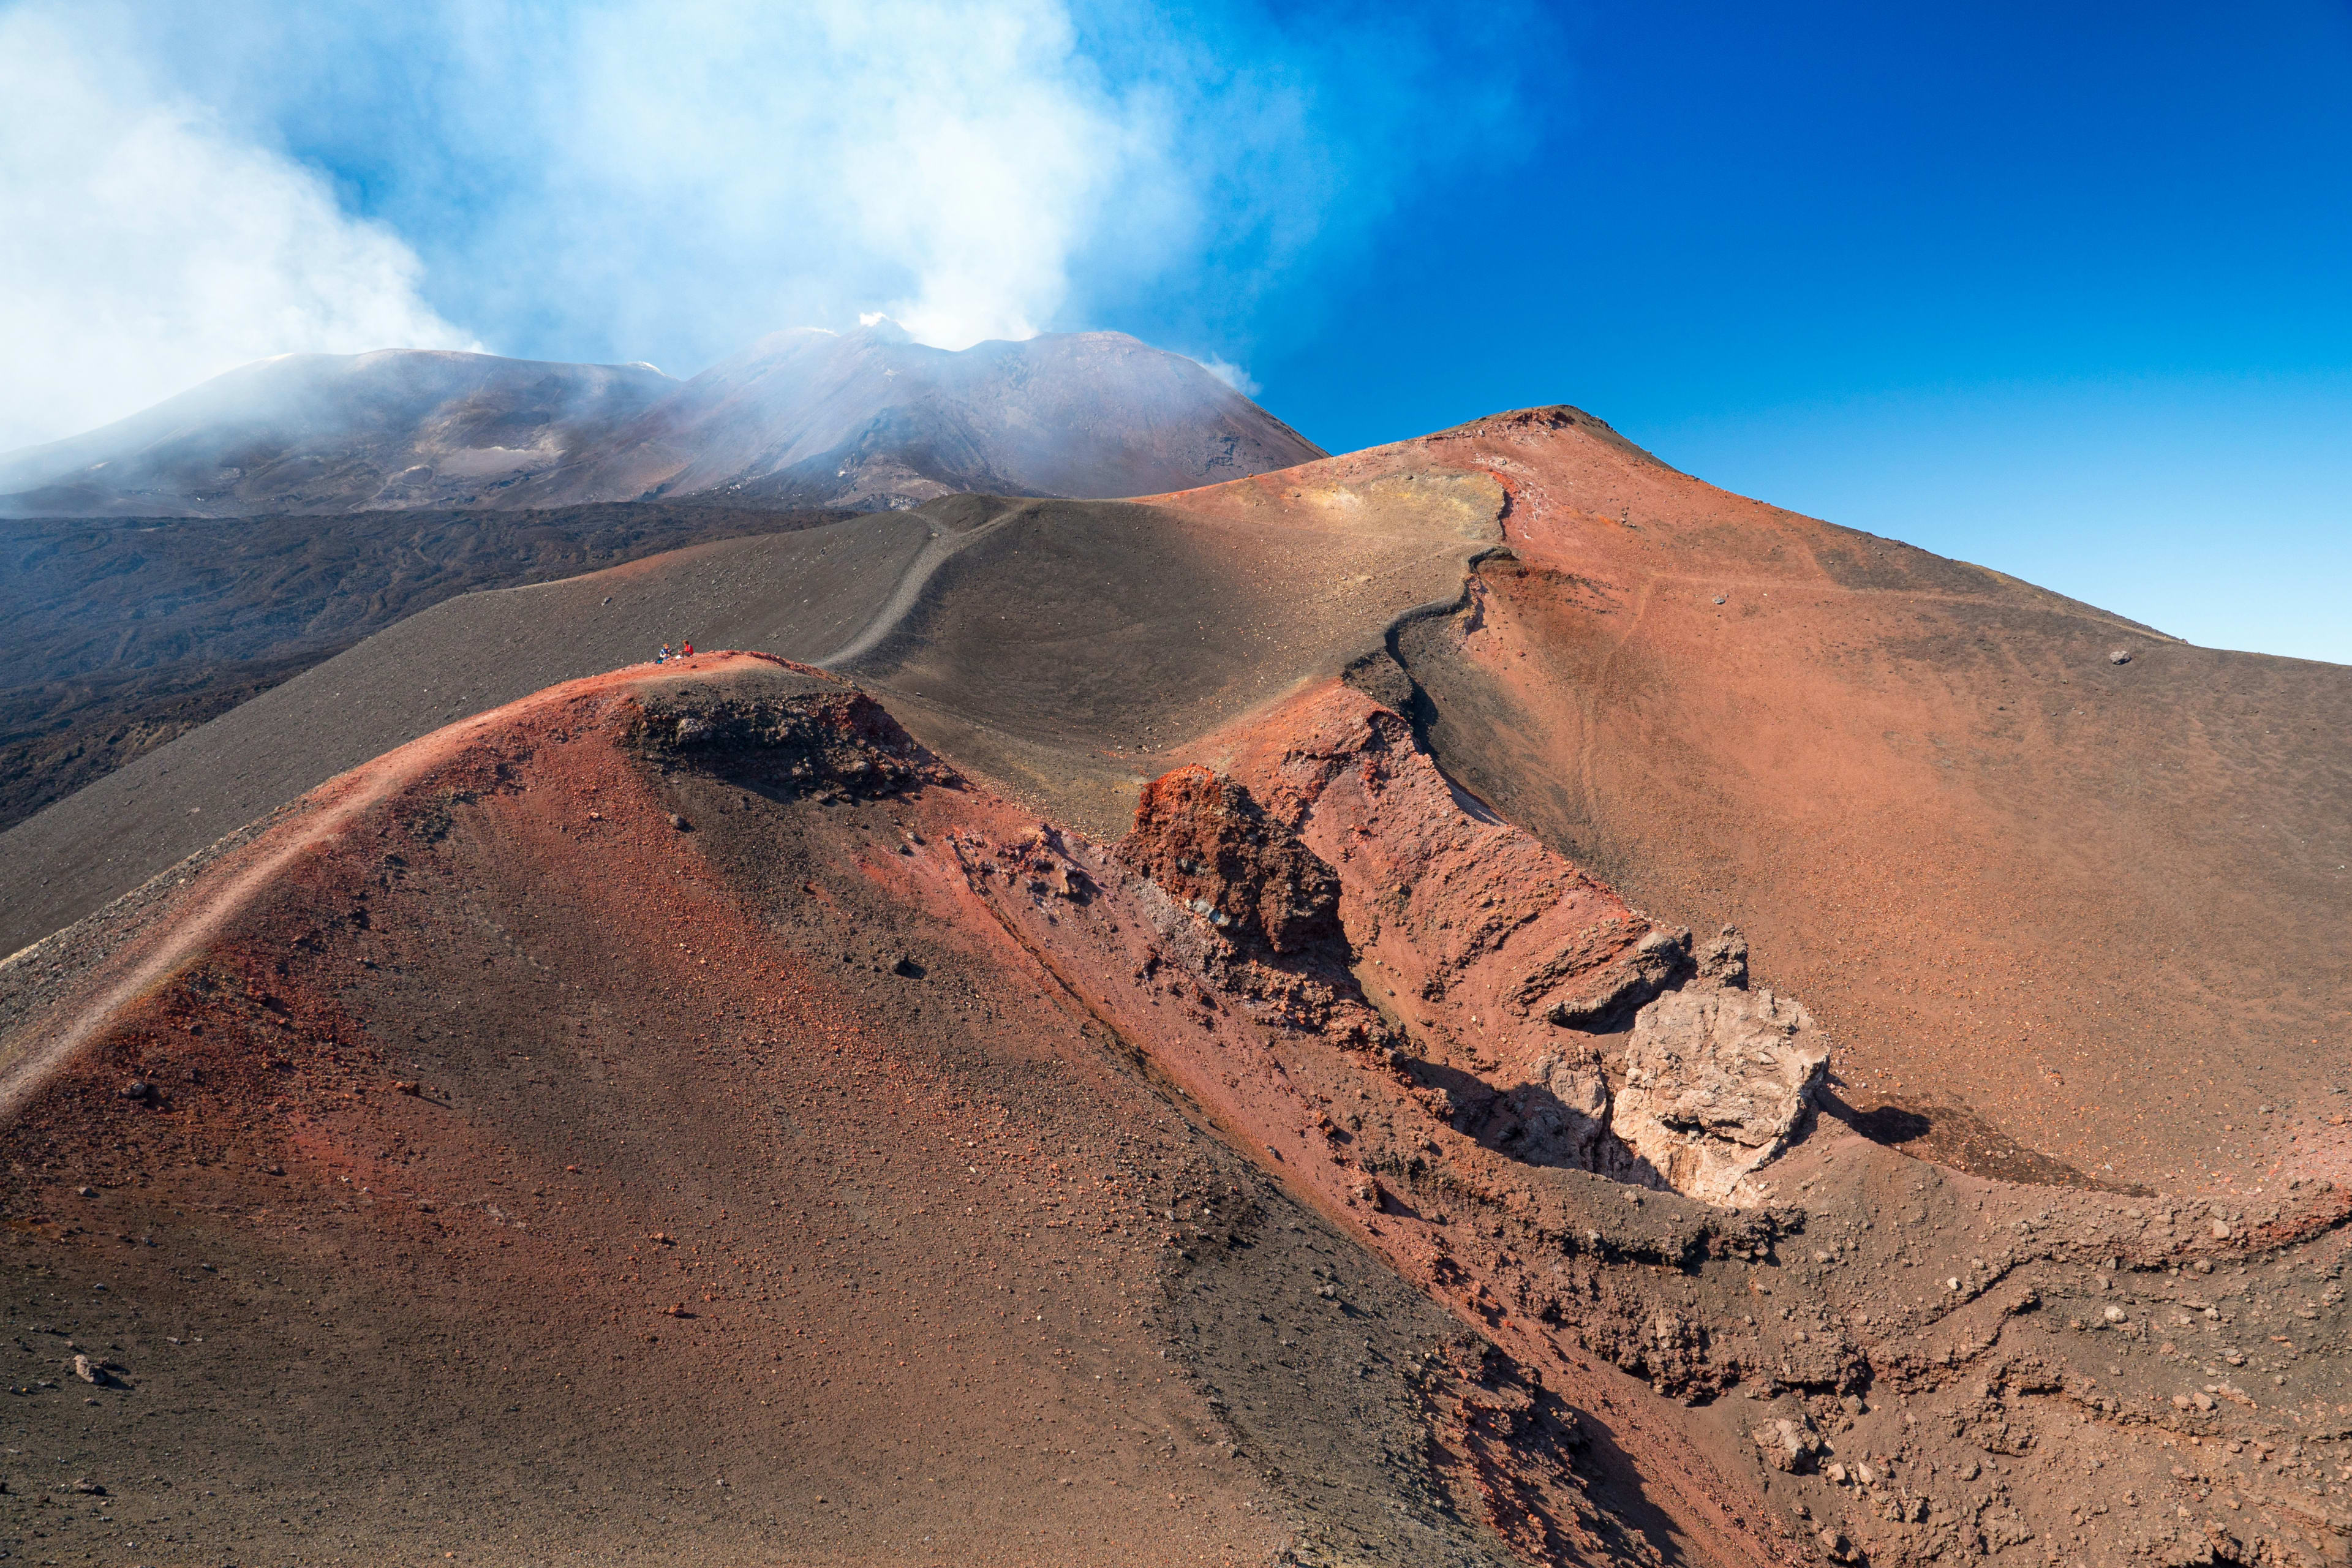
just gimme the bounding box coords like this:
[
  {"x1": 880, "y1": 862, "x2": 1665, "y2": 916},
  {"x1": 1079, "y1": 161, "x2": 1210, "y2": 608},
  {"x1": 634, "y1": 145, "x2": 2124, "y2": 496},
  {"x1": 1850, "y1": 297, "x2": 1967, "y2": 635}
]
[
  {"x1": 166, "y1": 0, "x2": 1477, "y2": 375},
  {"x1": 0, "y1": 5, "x2": 475, "y2": 451},
  {"x1": 0, "y1": 0, "x2": 1553, "y2": 445},
  {"x1": 438, "y1": 0, "x2": 1180, "y2": 355}
]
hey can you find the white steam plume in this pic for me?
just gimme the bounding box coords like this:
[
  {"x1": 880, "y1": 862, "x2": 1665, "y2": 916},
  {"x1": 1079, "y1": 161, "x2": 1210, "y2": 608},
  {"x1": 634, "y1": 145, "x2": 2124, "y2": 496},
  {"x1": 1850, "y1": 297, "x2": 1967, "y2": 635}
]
[
  {"x1": 407, "y1": 0, "x2": 1196, "y2": 359},
  {"x1": 1193, "y1": 355, "x2": 1261, "y2": 397},
  {"x1": 0, "y1": 6, "x2": 475, "y2": 451},
  {"x1": 3, "y1": 0, "x2": 1553, "y2": 446}
]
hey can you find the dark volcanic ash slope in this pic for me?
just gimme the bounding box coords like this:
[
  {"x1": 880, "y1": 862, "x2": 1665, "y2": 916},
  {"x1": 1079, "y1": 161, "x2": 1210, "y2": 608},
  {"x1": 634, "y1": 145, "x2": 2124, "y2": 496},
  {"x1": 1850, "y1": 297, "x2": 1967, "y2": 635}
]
[
  {"x1": 0, "y1": 350, "x2": 676, "y2": 518},
  {"x1": 0, "y1": 500, "x2": 850, "y2": 832},
  {"x1": 0, "y1": 513, "x2": 932, "y2": 957}
]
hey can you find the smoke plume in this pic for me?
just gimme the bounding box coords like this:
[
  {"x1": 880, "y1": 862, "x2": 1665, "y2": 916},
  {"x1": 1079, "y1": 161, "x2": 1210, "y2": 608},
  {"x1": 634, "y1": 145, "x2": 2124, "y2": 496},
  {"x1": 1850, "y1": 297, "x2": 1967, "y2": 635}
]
[
  {"x1": 0, "y1": 0, "x2": 1552, "y2": 451},
  {"x1": 0, "y1": 7, "x2": 475, "y2": 451}
]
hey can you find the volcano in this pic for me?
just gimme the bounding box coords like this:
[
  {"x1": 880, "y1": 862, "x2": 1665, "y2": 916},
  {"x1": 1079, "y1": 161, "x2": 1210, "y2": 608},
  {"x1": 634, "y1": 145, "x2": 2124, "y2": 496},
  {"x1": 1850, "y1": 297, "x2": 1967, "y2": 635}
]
[
  {"x1": 0, "y1": 407, "x2": 2345, "y2": 1566},
  {"x1": 502, "y1": 322, "x2": 1326, "y2": 512},
  {"x1": 0, "y1": 325, "x2": 1322, "y2": 518},
  {"x1": 0, "y1": 325, "x2": 1322, "y2": 834}
]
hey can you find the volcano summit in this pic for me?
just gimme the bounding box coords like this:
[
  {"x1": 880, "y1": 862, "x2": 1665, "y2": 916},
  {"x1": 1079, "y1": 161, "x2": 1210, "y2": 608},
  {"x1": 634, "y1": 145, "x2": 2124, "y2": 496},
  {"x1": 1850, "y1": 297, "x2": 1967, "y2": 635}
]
[{"x1": 0, "y1": 322, "x2": 1321, "y2": 518}]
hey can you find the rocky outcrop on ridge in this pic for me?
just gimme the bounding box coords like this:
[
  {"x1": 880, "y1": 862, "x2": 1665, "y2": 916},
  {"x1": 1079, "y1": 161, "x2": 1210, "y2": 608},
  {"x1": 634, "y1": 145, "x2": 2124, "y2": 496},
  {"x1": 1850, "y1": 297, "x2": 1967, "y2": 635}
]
[
  {"x1": 1115, "y1": 764, "x2": 1341, "y2": 955},
  {"x1": 1107, "y1": 694, "x2": 1830, "y2": 1210}
]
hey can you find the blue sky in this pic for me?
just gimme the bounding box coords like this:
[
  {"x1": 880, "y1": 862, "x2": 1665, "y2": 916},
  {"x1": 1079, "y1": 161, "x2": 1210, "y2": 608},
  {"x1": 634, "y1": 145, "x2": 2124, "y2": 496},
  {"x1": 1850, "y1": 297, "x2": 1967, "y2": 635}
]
[{"x1": 4, "y1": 0, "x2": 2346, "y2": 661}]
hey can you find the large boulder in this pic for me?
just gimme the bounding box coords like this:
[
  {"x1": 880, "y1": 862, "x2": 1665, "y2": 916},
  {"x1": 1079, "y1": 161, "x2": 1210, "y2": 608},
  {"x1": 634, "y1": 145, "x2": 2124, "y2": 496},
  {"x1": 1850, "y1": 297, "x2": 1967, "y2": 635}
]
[{"x1": 1610, "y1": 981, "x2": 1828, "y2": 1203}]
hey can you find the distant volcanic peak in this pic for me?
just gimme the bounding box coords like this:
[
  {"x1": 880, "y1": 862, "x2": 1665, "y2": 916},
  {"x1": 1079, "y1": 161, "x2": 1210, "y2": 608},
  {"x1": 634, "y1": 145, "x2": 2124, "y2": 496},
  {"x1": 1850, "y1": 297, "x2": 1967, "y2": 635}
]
[
  {"x1": 851, "y1": 314, "x2": 916, "y2": 344},
  {"x1": 0, "y1": 324, "x2": 1322, "y2": 518},
  {"x1": 191, "y1": 347, "x2": 675, "y2": 406},
  {"x1": 0, "y1": 348, "x2": 686, "y2": 516},
  {"x1": 509, "y1": 324, "x2": 1322, "y2": 512}
]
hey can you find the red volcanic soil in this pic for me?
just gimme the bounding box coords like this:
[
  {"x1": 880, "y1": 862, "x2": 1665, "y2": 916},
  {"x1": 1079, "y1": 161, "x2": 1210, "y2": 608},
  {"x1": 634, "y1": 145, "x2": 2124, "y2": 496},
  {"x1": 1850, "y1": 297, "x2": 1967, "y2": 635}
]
[
  {"x1": 2, "y1": 647, "x2": 2345, "y2": 1567},
  {"x1": 1156, "y1": 409, "x2": 2351, "y2": 1200},
  {"x1": 0, "y1": 655, "x2": 1647, "y2": 1565},
  {"x1": 0, "y1": 659, "x2": 1285, "y2": 1563}
]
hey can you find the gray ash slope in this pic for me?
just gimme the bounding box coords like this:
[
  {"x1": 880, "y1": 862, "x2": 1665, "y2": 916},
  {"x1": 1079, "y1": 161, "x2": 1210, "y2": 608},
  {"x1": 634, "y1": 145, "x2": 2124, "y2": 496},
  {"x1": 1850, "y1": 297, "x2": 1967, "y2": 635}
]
[
  {"x1": 0, "y1": 323, "x2": 1322, "y2": 519},
  {"x1": 0, "y1": 500, "x2": 851, "y2": 834},
  {"x1": 0, "y1": 466, "x2": 1495, "y2": 959},
  {"x1": 0, "y1": 350, "x2": 675, "y2": 518},
  {"x1": 0, "y1": 512, "x2": 932, "y2": 957}
]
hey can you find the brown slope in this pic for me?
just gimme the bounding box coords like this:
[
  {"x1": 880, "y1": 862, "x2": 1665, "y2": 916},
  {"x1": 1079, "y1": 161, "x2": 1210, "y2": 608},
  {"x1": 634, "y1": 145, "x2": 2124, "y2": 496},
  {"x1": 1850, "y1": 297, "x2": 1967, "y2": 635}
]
[
  {"x1": 1141, "y1": 409, "x2": 2351, "y2": 1199},
  {"x1": 9, "y1": 646, "x2": 2346, "y2": 1568},
  {"x1": 0, "y1": 655, "x2": 1679, "y2": 1567},
  {"x1": 838, "y1": 469, "x2": 1503, "y2": 834}
]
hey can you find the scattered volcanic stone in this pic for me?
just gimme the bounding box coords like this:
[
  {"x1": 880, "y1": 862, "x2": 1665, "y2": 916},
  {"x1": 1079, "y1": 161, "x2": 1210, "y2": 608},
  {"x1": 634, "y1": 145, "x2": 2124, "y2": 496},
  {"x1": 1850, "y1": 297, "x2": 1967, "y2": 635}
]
[{"x1": 1755, "y1": 1417, "x2": 1822, "y2": 1472}]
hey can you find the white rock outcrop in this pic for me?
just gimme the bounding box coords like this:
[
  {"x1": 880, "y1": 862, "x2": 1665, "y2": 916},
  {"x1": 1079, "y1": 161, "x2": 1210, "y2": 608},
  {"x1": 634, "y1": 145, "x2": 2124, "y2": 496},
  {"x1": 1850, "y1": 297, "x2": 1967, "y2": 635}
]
[{"x1": 1610, "y1": 981, "x2": 1828, "y2": 1204}]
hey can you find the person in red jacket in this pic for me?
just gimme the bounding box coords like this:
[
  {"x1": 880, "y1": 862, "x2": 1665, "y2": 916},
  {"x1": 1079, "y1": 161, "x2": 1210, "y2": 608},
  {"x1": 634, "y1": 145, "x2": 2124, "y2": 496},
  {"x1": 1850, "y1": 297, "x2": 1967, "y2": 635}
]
[{"x1": 681, "y1": 641, "x2": 694, "y2": 658}]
